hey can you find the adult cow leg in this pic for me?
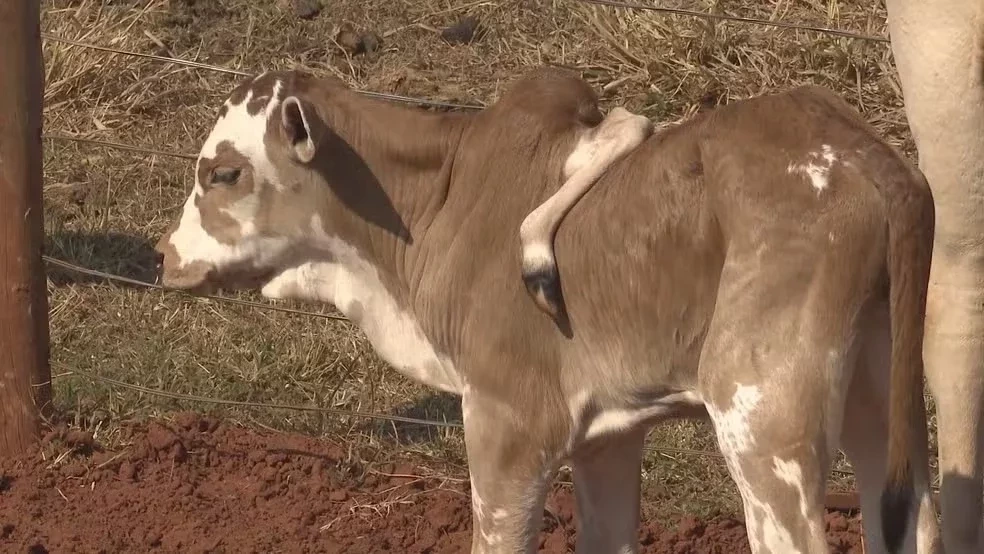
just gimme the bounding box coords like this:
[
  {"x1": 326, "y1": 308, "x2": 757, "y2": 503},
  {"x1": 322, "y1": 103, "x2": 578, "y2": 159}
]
[
  {"x1": 462, "y1": 388, "x2": 558, "y2": 554},
  {"x1": 885, "y1": 1, "x2": 984, "y2": 552},
  {"x1": 839, "y1": 300, "x2": 940, "y2": 553},
  {"x1": 567, "y1": 429, "x2": 648, "y2": 554}
]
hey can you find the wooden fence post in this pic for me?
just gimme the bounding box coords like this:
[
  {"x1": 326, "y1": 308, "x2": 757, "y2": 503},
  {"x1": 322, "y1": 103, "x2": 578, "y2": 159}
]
[{"x1": 0, "y1": 0, "x2": 52, "y2": 456}]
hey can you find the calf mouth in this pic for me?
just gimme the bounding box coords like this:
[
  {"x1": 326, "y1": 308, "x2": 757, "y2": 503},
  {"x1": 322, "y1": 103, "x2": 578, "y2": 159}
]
[{"x1": 157, "y1": 259, "x2": 276, "y2": 296}]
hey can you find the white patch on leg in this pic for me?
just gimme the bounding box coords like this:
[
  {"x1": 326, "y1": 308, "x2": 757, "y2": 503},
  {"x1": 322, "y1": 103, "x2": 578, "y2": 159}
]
[
  {"x1": 773, "y1": 457, "x2": 822, "y2": 539},
  {"x1": 708, "y1": 384, "x2": 762, "y2": 454},
  {"x1": 707, "y1": 385, "x2": 804, "y2": 554},
  {"x1": 260, "y1": 215, "x2": 463, "y2": 394}
]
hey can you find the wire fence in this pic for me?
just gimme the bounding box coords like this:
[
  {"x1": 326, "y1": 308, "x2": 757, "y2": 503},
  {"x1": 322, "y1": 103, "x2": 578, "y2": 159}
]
[
  {"x1": 576, "y1": 0, "x2": 890, "y2": 43},
  {"x1": 36, "y1": 1, "x2": 896, "y2": 489}
]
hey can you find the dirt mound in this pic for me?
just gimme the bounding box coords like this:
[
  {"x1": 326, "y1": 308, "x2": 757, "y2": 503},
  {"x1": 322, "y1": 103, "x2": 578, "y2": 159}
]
[{"x1": 0, "y1": 414, "x2": 863, "y2": 553}]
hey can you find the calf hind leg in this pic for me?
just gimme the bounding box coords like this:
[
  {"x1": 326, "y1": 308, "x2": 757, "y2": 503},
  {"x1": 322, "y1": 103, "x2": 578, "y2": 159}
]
[
  {"x1": 699, "y1": 272, "x2": 864, "y2": 553},
  {"x1": 520, "y1": 106, "x2": 653, "y2": 323},
  {"x1": 705, "y1": 376, "x2": 833, "y2": 554}
]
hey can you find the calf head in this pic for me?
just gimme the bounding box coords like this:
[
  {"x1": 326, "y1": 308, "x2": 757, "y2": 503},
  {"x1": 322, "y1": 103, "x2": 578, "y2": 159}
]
[{"x1": 155, "y1": 71, "x2": 350, "y2": 294}]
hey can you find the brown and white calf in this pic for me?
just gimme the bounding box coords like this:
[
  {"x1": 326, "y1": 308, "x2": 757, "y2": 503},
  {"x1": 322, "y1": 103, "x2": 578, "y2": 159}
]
[{"x1": 155, "y1": 67, "x2": 939, "y2": 554}]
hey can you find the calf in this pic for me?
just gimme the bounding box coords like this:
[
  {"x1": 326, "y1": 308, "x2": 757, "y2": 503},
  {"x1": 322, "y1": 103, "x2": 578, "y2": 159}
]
[{"x1": 155, "y1": 67, "x2": 939, "y2": 554}]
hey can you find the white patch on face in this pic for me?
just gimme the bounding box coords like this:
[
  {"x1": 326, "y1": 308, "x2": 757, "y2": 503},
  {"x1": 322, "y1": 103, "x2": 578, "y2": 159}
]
[
  {"x1": 260, "y1": 215, "x2": 463, "y2": 394},
  {"x1": 787, "y1": 144, "x2": 838, "y2": 193},
  {"x1": 165, "y1": 76, "x2": 286, "y2": 274},
  {"x1": 167, "y1": 189, "x2": 290, "y2": 273}
]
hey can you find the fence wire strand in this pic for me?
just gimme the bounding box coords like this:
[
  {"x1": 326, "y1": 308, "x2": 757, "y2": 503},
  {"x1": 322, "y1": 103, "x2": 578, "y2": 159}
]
[
  {"x1": 57, "y1": 363, "x2": 465, "y2": 429},
  {"x1": 41, "y1": 33, "x2": 485, "y2": 111},
  {"x1": 54, "y1": 363, "x2": 740, "y2": 461},
  {"x1": 43, "y1": 133, "x2": 196, "y2": 160},
  {"x1": 43, "y1": 255, "x2": 351, "y2": 322},
  {"x1": 576, "y1": 0, "x2": 890, "y2": 43}
]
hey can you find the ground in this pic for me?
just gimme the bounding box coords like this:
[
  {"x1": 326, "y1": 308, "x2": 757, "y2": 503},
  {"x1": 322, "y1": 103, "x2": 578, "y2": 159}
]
[
  {"x1": 0, "y1": 413, "x2": 863, "y2": 552},
  {"x1": 23, "y1": 0, "x2": 930, "y2": 549}
]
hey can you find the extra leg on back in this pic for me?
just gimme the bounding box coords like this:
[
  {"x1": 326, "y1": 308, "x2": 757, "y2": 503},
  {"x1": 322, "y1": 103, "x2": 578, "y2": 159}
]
[
  {"x1": 839, "y1": 298, "x2": 940, "y2": 553},
  {"x1": 520, "y1": 106, "x2": 653, "y2": 324},
  {"x1": 886, "y1": 1, "x2": 984, "y2": 552}
]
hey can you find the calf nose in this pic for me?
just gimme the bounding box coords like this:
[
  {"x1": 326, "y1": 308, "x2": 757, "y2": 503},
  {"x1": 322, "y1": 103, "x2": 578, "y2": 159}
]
[{"x1": 153, "y1": 229, "x2": 174, "y2": 284}]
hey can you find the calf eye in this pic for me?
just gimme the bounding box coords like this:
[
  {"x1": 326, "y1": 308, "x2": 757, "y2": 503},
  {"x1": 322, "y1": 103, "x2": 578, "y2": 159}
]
[{"x1": 211, "y1": 167, "x2": 241, "y2": 185}]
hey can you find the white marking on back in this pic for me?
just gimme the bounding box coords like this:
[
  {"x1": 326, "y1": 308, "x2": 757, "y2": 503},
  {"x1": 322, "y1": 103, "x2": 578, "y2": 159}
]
[
  {"x1": 260, "y1": 215, "x2": 462, "y2": 394},
  {"x1": 787, "y1": 144, "x2": 838, "y2": 193}
]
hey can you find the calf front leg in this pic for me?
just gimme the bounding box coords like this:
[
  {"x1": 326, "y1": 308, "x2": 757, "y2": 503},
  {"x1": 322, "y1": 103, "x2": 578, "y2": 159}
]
[
  {"x1": 462, "y1": 388, "x2": 560, "y2": 554},
  {"x1": 519, "y1": 106, "x2": 653, "y2": 324}
]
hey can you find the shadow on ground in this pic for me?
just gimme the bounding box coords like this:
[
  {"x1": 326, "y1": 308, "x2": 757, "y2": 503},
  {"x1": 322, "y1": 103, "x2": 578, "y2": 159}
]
[
  {"x1": 44, "y1": 230, "x2": 159, "y2": 287},
  {"x1": 360, "y1": 390, "x2": 463, "y2": 446}
]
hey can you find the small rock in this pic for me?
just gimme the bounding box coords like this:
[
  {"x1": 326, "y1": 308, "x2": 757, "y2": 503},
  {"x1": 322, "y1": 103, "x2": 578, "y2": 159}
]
[
  {"x1": 170, "y1": 442, "x2": 187, "y2": 463},
  {"x1": 265, "y1": 453, "x2": 287, "y2": 466},
  {"x1": 146, "y1": 423, "x2": 180, "y2": 451},
  {"x1": 677, "y1": 515, "x2": 703, "y2": 538},
  {"x1": 118, "y1": 461, "x2": 137, "y2": 482},
  {"x1": 441, "y1": 15, "x2": 482, "y2": 45},
  {"x1": 60, "y1": 462, "x2": 86, "y2": 479},
  {"x1": 826, "y1": 512, "x2": 849, "y2": 532},
  {"x1": 328, "y1": 489, "x2": 348, "y2": 502},
  {"x1": 63, "y1": 429, "x2": 95, "y2": 453},
  {"x1": 291, "y1": 0, "x2": 321, "y2": 19},
  {"x1": 335, "y1": 24, "x2": 382, "y2": 55},
  {"x1": 246, "y1": 450, "x2": 266, "y2": 464},
  {"x1": 172, "y1": 411, "x2": 199, "y2": 430},
  {"x1": 359, "y1": 32, "x2": 381, "y2": 54}
]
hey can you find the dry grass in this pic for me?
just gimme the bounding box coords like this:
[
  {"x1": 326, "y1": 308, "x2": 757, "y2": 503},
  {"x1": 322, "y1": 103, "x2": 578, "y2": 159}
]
[{"x1": 40, "y1": 0, "x2": 933, "y2": 521}]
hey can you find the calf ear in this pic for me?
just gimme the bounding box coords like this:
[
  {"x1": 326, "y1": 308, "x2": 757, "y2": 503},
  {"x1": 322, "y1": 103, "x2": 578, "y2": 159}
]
[{"x1": 281, "y1": 96, "x2": 318, "y2": 163}]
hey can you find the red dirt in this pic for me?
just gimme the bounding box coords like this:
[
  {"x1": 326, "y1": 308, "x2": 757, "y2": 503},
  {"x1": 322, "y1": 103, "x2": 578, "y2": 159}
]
[{"x1": 0, "y1": 413, "x2": 864, "y2": 553}]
